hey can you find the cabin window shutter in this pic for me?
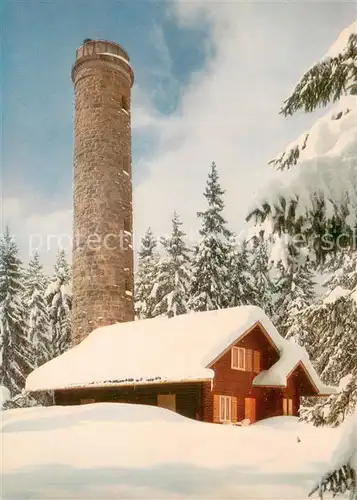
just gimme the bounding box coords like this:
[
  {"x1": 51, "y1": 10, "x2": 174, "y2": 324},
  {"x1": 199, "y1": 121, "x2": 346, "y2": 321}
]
[
  {"x1": 245, "y1": 349, "x2": 253, "y2": 371},
  {"x1": 232, "y1": 397, "x2": 238, "y2": 423},
  {"x1": 253, "y1": 351, "x2": 261, "y2": 373},
  {"x1": 213, "y1": 394, "x2": 220, "y2": 423}
]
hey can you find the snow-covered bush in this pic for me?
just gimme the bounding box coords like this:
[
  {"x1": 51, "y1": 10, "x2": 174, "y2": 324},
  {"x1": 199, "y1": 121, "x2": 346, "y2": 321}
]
[
  {"x1": 0, "y1": 385, "x2": 10, "y2": 409},
  {"x1": 1, "y1": 388, "x2": 40, "y2": 410},
  {"x1": 310, "y1": 410, "x2": 357, "y2": 499}
]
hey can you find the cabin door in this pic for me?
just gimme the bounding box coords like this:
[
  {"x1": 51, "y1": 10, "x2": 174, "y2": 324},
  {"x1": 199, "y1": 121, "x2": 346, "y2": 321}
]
[
  {"x1": 157, "y1": 394, "x2": 176, "y2": 412},
  {"x1": 244, "y1": 397, "x2": 256, "y2": 423},
  {"x1": 283, "y1": 397, "x2": 294, "y2": 416}
]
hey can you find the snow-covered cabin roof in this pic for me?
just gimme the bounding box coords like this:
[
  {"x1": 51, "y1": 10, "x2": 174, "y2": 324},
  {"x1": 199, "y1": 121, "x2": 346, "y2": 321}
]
[{"x1": 26, "y1": 305, "x2": 335, "y2": 395}]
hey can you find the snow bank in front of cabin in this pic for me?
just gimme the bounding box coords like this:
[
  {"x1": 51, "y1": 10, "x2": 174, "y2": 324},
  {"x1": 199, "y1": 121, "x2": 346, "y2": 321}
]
[
  {"x1": 329, "y1": 410, "x2": 357, "y2": 474},
  {"x1": 1, "y1": 403, "x2": 345, "y2": 499}
]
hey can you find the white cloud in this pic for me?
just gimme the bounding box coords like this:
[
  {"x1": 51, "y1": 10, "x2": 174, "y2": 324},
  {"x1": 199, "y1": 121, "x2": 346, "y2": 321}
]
[{"x1": 2, "y1": 196, "x2": 72, "y2": 273}]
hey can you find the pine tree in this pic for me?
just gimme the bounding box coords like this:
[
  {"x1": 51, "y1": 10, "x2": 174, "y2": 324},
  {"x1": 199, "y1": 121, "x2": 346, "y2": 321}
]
[
  {"x1": 274, "y1": 261, "x2": 315, "y2": 337},
  {"x1": 281, "y1": 23, "x2": 356, "y2": 119},
  {"x1": 299, "y1": 250, "x2": 357, "y2": 425},
  {"x1": 153, "y1": 212, "x2": 191, "y2": 318},
  {"x1": 247, "y1": 21, "x2": 357, "y2": 263},
  {"x1": 134, "y1": 228, "x2": 160, "y2": 319},
  {"x1": 189, "y1": 162, "x2": 232, "y2": 312},
  {"x1": 247, "y1": 235, "x2": 275, "y2": 317},
  {"x1": 0, "y1": 229, "x2": 33, "y2": 396},
  {"x1": 45, "y1": 250, "x2": 72, "y2": 358},
  {"x1": 23, "y1": 253, "x2": 51, "y2": 367},
  {"x1": 227, "y1": 238, "x2": 255, "y2": 307}
]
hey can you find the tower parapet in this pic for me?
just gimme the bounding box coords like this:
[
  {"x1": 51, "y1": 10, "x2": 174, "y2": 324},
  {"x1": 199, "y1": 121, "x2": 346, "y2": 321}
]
[{"x1": 71, "y1": 39, "x2": 134, "y2": 344}]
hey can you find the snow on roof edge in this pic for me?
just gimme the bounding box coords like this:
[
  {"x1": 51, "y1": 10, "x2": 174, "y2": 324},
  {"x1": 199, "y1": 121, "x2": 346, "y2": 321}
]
[{"x1": 26, "y1": 374, "x2": 214, "y2": 393}]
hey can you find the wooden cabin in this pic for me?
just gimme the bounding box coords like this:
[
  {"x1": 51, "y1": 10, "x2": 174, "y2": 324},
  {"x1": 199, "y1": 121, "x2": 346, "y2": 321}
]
[{"x1": 26, "y1": 306, "x2": 335, "y2": 424}]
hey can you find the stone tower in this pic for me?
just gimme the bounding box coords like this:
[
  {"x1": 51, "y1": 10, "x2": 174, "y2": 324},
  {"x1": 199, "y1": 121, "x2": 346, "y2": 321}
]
[{"x1": 71, "y1": 39, "x2": 134, "y2": 344}]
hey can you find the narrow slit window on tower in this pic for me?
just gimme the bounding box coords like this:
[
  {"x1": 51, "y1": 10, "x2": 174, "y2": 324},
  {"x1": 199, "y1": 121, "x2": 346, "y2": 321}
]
[
  {"x1": 122, "y1": 95, "x2": 129, "y2": 113},
  {"x1": 124, "y1": 217, "x2": 131, "y2": 234},
  {"x1": 123, "y1": 155, "x2": 130, "y2": 175},
  {"x1": 125, "y1": 279, "x2": 132, "y2": 297}
]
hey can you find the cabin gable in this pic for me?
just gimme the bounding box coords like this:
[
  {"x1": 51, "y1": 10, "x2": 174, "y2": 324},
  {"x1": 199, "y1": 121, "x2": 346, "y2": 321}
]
[{"x1": 203, "y1": 323, "x2": 280, "y2": 423}]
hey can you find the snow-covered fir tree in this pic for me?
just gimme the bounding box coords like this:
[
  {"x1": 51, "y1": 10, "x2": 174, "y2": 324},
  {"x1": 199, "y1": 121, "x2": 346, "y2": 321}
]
[
  {"x1": 189, "y1": 162, "x2": 232, "y2": 312},
  {"x1": 281, "y1": 21, "x2": 356, "y2": 119},
  {"x1": 301, "y1": 252, "x2": 357, "y2": 425},
  {"x1": 152, "y1": 212, "x2": 191, "y2": 318},
  {"x1": 244, "y1": 22, "x2": 357, "y2": 427},
  {"x1": 274, "y1": 260, "x2": 315, "y2": 337},
  {"x1": 23, "y1": 253, "x2": 51, "y2": 368},
  {"x1": 247, "y1": 235, "x2": 275, "y2": 317},
  {"x1": 248, "y1": 21, "x2": 357, "y2": 264},
  {"x1": 134, "y1": 228, "x2": 160, "y2": 319},
  {"x1": 227, "y1": 237, "x2": 255, "y2": 307},
  {"x1": 295, "y1": 250, "x2": 357, "y2": 425},
  {"x1": 45, "y1": 250, "x2": 72, "y2": 358},
  {"x1": 0, "y1": 229, "x2": 33, "y2": 396}
]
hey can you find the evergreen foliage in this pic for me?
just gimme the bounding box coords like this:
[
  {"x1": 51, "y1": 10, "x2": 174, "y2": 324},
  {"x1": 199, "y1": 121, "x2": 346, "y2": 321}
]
[
  {"x1": 274, "y1": 261, "x2": 315, "y2": 337},
  {"x1": 153, "y1": 212, "x2": 191, "y2": 318},
  {"x1": 302, "y1": 375, "x2": 357, "y2": 429},
  {"x1": 189, "y1": 162, "x2": 232, "y2": 311},
  {"x1": 23, "y1": 253, "x2": 51, "y2": 367},
  {"x1": 45, "y1": 250, "x2": 72, "y2": 358},
  {"x1": 134, "y1": 228, "x2": 160, "y2": 319},
  {"x1": 247, "y1": 235, "x2": 275, "y2": 317},
  {"x1": 246, "y1": 23, "x2": 357, "y2": 263},
  {"x1": 298, "y1": 250, "x2": 357, "y2": 425},
  {"x1": 282, "y1": 31, "x2": 357, "y2": 117},
  {"x1": 3, "y1": 389, "x2": 40, "y2": 410},
  {"x1": 0, "y1": 229, "x2": 33, "y2": 396},
  {"x1": 226, "y1": 238, "x2": 255, "y2": 307}
]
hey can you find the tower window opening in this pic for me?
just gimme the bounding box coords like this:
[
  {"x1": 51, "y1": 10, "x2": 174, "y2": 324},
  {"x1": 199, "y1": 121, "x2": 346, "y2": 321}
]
[
  {"x1": 125, "y1": 279, "x2": 132, "y2": 297},
  {"x1": 124, "y1": 217, "x2": 131, "y2": 234},
  {"x1": 123, "y1": 155, "x2": 130, "y2": 175},
  {"x1": 122, "y1": 95, "x2": 129, "y2": 112}
]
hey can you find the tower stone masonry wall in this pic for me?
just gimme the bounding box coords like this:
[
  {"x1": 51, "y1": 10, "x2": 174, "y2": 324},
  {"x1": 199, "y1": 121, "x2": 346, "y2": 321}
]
[{"x1": 71, "y1": 40, "x2": 134, "y2": 345}]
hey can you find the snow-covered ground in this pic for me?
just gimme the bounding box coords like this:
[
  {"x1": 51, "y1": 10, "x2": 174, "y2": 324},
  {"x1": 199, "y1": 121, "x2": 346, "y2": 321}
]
[{"x1": 1, "y1": 402, "x2": 346, "y2": 499}]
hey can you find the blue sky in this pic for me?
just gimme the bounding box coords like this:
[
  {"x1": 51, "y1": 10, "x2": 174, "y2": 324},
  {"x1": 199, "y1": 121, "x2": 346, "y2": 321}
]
[
  {"x1": 2, "y1": 0, "x2": 356, "y2": 268},
  {"x1": 2, "y1": 0, "x2": 207, "y2": 201}
]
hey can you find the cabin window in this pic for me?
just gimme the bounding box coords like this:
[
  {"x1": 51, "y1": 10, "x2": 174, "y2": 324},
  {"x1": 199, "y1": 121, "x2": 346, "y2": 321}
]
[
  {"x1": 219, "y1": 395, "x2": 232, "y2": 422},
  {"x1": 231, "y1": 347, "x2": 246, "y2": 370},
  {"x1": 253, "y1": 351, "x2": 261, "y2": 373},
  {"x1": 283, "y1": 398, "x2": 294, "y2": 416}
]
